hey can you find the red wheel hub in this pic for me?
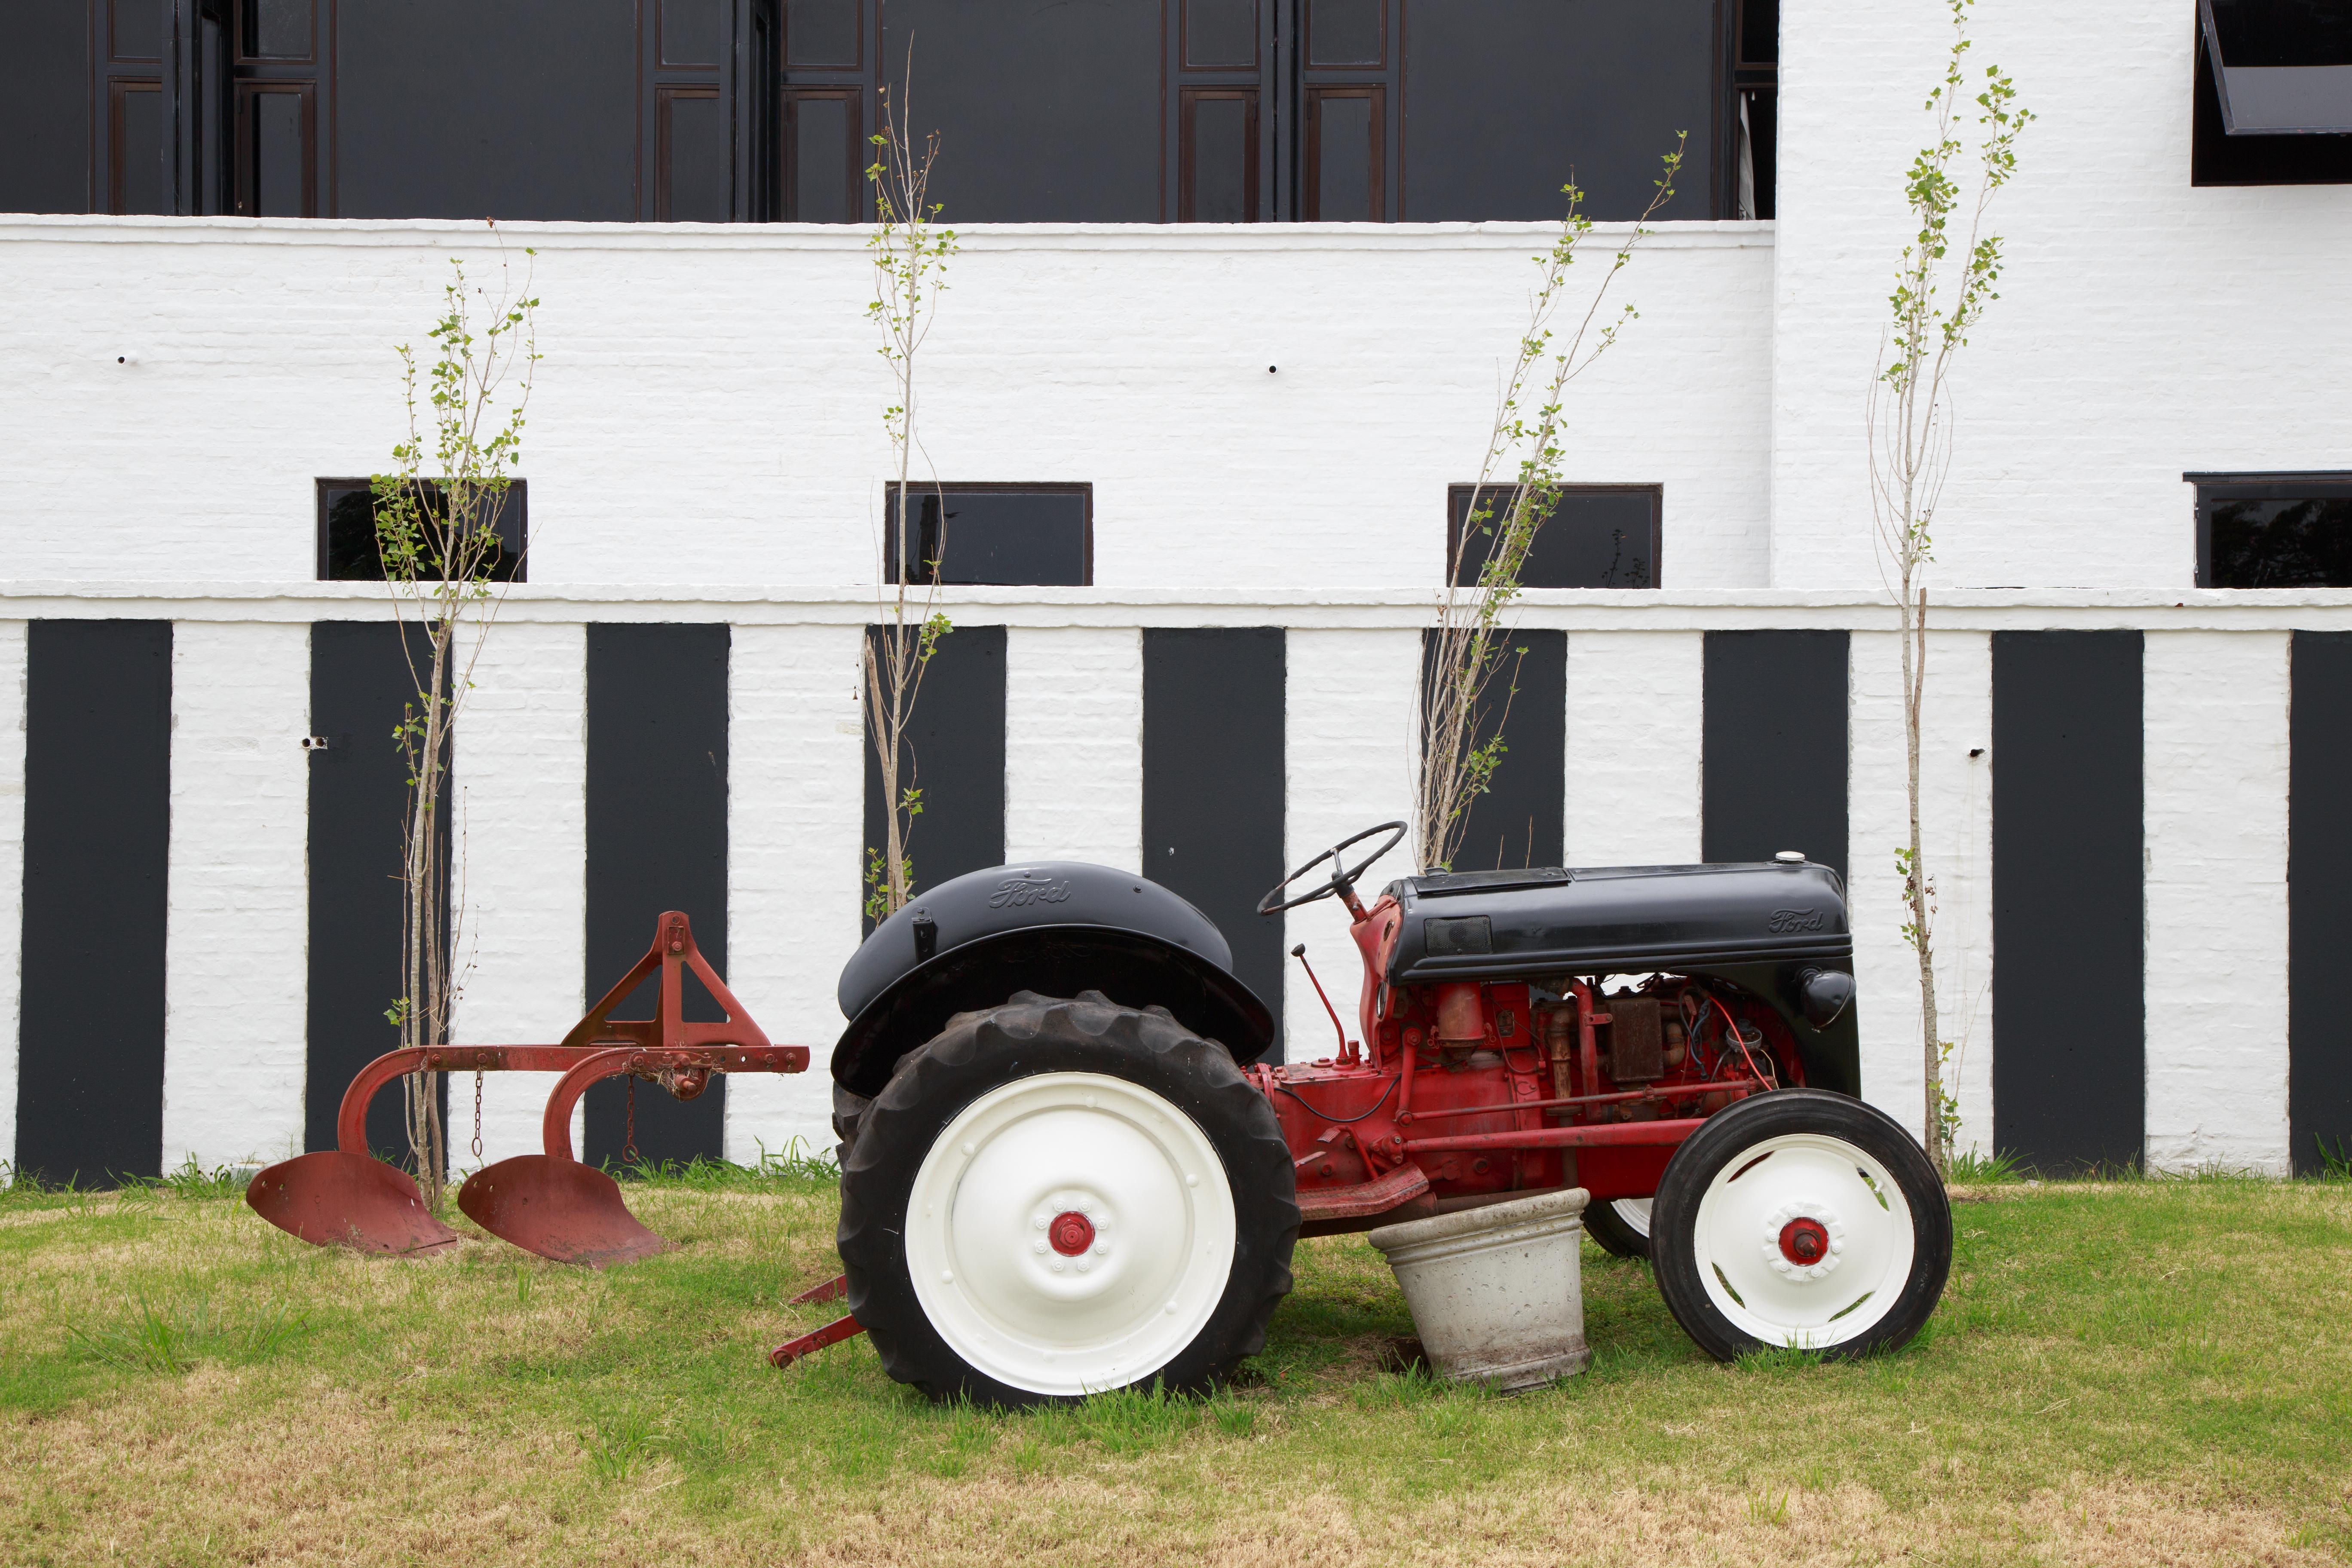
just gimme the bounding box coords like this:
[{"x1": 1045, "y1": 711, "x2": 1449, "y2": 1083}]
[
  {"x1": 1048, "y1": 1211, "x2": 1096, "y2": 1257},
  {"x1": 1778, "y1": 1216, "x2": 1831, "y2": 1266}
]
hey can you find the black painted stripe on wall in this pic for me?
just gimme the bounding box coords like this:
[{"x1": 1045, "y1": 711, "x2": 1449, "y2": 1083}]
[
  {"x1": 584, "y1": 623, "x2": 731, "y2": 1166},
  {"x1": 1701, "y1": 630, "x2": 1849, "y2": 877},
  {"x1": 2290, "y1": 632, "x2": 2352, "y2": 1174},
  {"x1": 1991, "y1": 631, "x2": 2144, "y2": 1174},
  {"x1": 1427, "y1": 628, "x2": 1566, "y2": 873},
  {"x1": 17, "y1": 621, "x2": 172, "y2": 1185},
  {"x1": 1143, "y1": 628, "x2": 1286, "y2": 1058},
  {"x1": 863, "y1": 624, "x2": 1008, "y2": 925},
  {"x1": 307, "y1": 622, "x2": 447, "y2": 1163}
]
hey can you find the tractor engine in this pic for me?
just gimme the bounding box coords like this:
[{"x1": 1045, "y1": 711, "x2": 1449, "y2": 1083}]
[{"x1": 1258, "y1": 968, "x2": 1805, "y2": 1216}]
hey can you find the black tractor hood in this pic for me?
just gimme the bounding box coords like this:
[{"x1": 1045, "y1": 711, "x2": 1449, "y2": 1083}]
[{"x1": 1384, "y1": 860, "x2": 1850, "y2": 983}]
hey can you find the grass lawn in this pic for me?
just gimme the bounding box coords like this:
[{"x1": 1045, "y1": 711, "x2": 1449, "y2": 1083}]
[{"x1": 1, "y1": 1166, "x2": 2347, "y2": 1566}]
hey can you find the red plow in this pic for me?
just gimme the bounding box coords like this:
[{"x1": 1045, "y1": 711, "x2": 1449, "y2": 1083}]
[{"x1": 246, "y1": 911, "x2": 808, "y2": 1266}]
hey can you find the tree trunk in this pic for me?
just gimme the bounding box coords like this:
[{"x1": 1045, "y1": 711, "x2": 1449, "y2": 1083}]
[{"x1": 1902, "y1": 582, "x2": 1945, "y2": 1176}]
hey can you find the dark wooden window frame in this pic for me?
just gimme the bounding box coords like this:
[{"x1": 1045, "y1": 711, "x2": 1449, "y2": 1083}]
[
  {"x1": 1177, "y1": 86, "x2": 1261, "y2": 220},
  {"x1": 656, "y1": 82, "x2": 722, "y2": 220},
  {"x1": 880, "y1": 481, "x2": 1095, "y2": 587},
  {"x1": 782, "y1": 85, "x2": 865, "y2": 220},
  {"x1": 1446, "y1": 482, "x2": 1664, "y2": 590},
  {"x1": 2189, "y1": 469, "x2": 2352, "y2": 588},
  {"x1": 315, "y1": 477, "x2": 530, "y2": 584},
  {"x1": 1304, "y1": 82, "x2": 1384, "y2": 220},
  {"x1": 233, "y1": 77, "x2": 317, "y2": 216},
  {"x1": 105, "y1": 78, "x2": 163, "y2": 213},
  {"x1": 1179, "y1": 0, "x2": 1259, "y2": 69},
  {"x1": 1305, "y1": 0, "x2": 1386, "y2": 67}
]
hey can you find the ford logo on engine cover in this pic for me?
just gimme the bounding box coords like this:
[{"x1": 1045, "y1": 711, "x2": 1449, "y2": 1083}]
[{"x1": 1767, "y1": 907, "x2": 1827, "y2": 934}]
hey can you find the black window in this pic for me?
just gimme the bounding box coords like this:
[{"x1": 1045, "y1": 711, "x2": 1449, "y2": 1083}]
[
  {"x1": 1732, "y1": 0, "x2": 1778, "y2": 219},
  {"x1": 2193, "y1": 472, "x2": 2352, "y2": 588},
  {"x1": 1448, "y1": 485, "x2": 1660, "y2": 590},
  {"x1": 882, "y1": 484, "x2": 1092, "y2": 587},
  {"x1": 2193, "y1": 0, "x2": 2352, "y2": 186},
  {"x1": 316, "y1": 478, "x2": 527, "y2": 583}
]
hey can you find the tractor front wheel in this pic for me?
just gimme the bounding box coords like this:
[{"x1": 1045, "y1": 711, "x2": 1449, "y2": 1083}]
[
  {"x1": 1583, "y1": 1197, "x2": 1653, "y2": 1259},
  {"x1": 1648, "y1": 1089, "x2": 1950, "y2": 1360},
  {"x1": 837, "y1": 991, "x2": 1298, "y2": 1406}
]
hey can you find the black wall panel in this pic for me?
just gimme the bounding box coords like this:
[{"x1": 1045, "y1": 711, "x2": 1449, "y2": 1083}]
[
  {"x1": 1402, "y1": 0, "x2": 1718, "y2": 220},
  {"x1": 584, "y1": 623, "x2": 731, "y2": 1166},
  {"x1": 1991, "y1": 631, "x2": 2144, "y2": 1174},
  {"x1": 864, "y1": 624, "x2": 1008, "y2": 922},
  {"x1": 307, "y1": 622, "x2": 444, "y2": 1163},
  {"x1": 1428, "y1": 628, "x2": 1565, "y2": 873},
  {"x1": 879, "y1": 0, "x2": 1162, "y2": 221},
  {"x1": 1701, "y1": 630, "x2": 1848, "y2": 877},
  {"x1": 0, "y1": 4, "x2": 91, "y2": 213},
  {"x1": 1143, "y1": 628, "x2": 1285, "y2": 1055},
  {"x1": 336, "y1": 0, "x2": 639, "y2": 220},
  {"x1": 17, "y1": 622, "x2": 171, "y2": 1185},
  {"x1": 2291, "y1": 632, "x2": 2352, "y2": 1173}
]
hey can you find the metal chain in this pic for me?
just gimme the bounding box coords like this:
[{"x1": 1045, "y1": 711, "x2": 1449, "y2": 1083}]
[
  {"x1": 624, "y1": 1076, "x2": 640, "y2": 1168},
  {"x1": 471, "y1": 1069, "x2": 484, "y2": 1161}
]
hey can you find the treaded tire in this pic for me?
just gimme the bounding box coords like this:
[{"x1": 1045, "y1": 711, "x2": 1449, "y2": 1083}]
[
  {"x1": 838, "y1": 990, "x2": 1298, "y2": 1406},
  {"x1": 1650, "y1": 1089, "x2": 1951, "y2": 1362},
  {"x1": 1583, "y1": 1197, "x2": 1653, "y2": 1259},
  {"x1": 830, "y1": 1083, "x2": 871, "y2": 1171}
]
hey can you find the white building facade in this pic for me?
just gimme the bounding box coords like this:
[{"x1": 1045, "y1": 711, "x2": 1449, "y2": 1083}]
[{"x1": 2, "y1": 0, "x2": 2348, "y2": 1181}]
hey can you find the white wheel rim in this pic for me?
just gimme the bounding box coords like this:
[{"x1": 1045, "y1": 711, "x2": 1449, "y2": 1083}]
[
  {"x1": 1689, "y1": 1133, "x2": 1915, "y2": 1348},
  {"x1": 904, "y1": 1071, "x2": 1237, "y2": 1396},
  {"x1": 1613, "y1": 1198, "x2": 1653, "y2": 1240}
]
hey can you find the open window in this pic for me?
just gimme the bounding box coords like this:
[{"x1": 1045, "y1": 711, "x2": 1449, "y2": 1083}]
[
  {"x1": 881, "y1": 484, "x2": 1093, "y2": 586},
  {"x1": 2193, "y1": 0, "x2": 2352, "y2": 185},
  {"x1": 316, "y1": 478, "x2": 527, "y2": 582},
  {"x1": 2191, "y1": 471, "x2": 2352, "y2": 587},
  {"x1": 1448, "y1": 485, "x2": 1661, "y2": 590}
]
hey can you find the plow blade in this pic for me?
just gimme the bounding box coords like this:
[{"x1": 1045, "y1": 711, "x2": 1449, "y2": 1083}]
[
  {"x1": 457, "y1": 1155, "x2": 675, "y2": 1268},
  {"x1": 245, "y1": 1152, "x2": 461, "y2": 1257}
]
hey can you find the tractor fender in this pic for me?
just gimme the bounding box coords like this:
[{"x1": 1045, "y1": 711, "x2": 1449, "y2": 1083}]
[{"x1": 831, "y1": 863, "x2": 1277, "y2": 1098}]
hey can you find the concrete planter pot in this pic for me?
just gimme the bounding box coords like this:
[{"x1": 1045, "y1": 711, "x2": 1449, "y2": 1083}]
[{"x1": 1367, "y1": 1186, "x2": 1593, "y2": 1392}]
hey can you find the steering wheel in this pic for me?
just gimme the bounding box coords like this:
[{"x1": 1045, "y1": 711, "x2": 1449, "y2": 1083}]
[{"x1": 1257, "y1": 821, "x2": 1410, "y2": 916}]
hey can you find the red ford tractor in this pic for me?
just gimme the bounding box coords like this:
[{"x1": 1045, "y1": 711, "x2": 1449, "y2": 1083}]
[
  {"x1": 812, "y1": 824, "x2": 1950, "y2": 1404},
  {"x1": 248, "y1": 823, "x2": 1950, "y2": 1406}
]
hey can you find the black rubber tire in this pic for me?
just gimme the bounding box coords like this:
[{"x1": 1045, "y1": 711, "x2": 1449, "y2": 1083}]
[
  {"x1": 837, "y1": 990, "x2": 1299, "y2": 1407},
  {"x1": 830, "y1": 1083, "x2": 870, "y2": 1171},
  {"x1": 1583, "y1": 1196, "x2": 1653, "y2": 1259},
  {"x1": 1649, "y1": 1089, "x2": 1951, "y2": 1362}
]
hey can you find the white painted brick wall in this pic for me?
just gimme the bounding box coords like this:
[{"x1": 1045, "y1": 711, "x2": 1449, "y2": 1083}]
[
  {"x1": 0, "y1": 623, "x2": 23, "y2": 1173},
  {"x1": 1772, "y1": 0, "x2": 2352, "y2": 589},
  {"x1": 727, "y1": 622, "x2": 866, "y2": 1164},
  {"x1": 1564, "y1": 630, "x2": 1704, "y2": 865},
  {"x1": 1282, "y1": 628, "x2": 1419, "y2": 1062},
  {"x1": 2144, "y1": 630, "x2": 2290, "y2": 1174},
  {"x1": 447, "y1": 620, "x2": 587, "y2": 1167},
  {"x1": 1848, "y1": 629, "x2": 1995, "y2": 1153},
  {"x1": 0, "y1": 219, "x2": 1775, "y2": 594},
  {"x1": 1004, "y1": 627, "x2": 1142, "y2": 872},
  {"x1": 161, "y1": 622, "x2": 310, "y2": 1170}
]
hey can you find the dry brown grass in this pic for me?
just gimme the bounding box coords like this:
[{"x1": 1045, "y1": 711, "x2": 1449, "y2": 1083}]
[{"x1": 2, "y1": 1175, "x2": 2347, "y2": 1566}]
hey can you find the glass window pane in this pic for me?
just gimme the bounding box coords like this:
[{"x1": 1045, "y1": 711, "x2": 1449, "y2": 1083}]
[
  {"x1": 116, "y1": 85, "x2": 166, "y2": 214},
  {"x1": 786, "y1": 0, "x2": 861, "y2": 67},
  {"x1": 1307, "y1": 0, "x2": 1381, "y2": 65},
  {"x1": 250, "y1": 0, "x2": 314, "y2": 58},
  {"x1": 2207, "y1": 495, "x2": 2352, "y2": 587},
  {"x1": 790, "y1": 92, "x2": 855, "y2": 220},
  {"x1": 1186, "y1": 92, "x2": 1253, "y2": 220},
  {"x1": 1184, "y1": 0, "x2": 1256, "y2": 67},
  {"x1": 661, "y1": 0, "x2": 725, "y2": 65},
  {"x1": 1314, "y1": 92, "x2": 1372, "y2": 220},
  {"x1": 255, "y1": 90, "x2": 306, "y2": 217},
  {"x1": 1452, "y1": 487, "x2": 1658, "y2": 589},
  {"x1": 662, "y1": 89, "x2": 729, "y2": 220},
  {"x1": 885, "y1": 487, "x2": 1090, "y2": 586}
]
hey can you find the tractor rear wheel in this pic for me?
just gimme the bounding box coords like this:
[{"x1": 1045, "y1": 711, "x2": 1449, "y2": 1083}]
[
  {"x1": 1648, "y1": 1089, "x2": 1950, "y2": 1361},
  {"x1": 1583, "y1": 1197, "x2": 1653, "y2": 1259},
  {"x1": 837, "y1": 991, "x2": 1298, "y2": 1406}
]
